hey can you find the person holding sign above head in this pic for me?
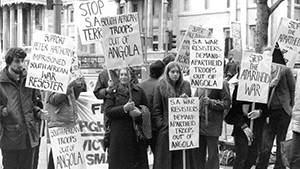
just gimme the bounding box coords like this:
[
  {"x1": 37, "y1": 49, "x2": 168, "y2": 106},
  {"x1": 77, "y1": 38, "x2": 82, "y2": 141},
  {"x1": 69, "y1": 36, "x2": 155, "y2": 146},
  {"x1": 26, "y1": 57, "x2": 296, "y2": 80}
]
[
  {"x1": 0, "y1": 47, "x2": 49, "y2": 169},
  {"x1": 225, "y1": 82, "x2": 268, "y2": 169},
  {"x1": 153, "y1": 62, "x2": 199, "y2": 169},
  {"x1": 104, "y1": 67, "x2": 149, "y2": 169},
  {"x1": 194, "y1": 80, "x2": 231, "y2": 169},
  {"x1": 255, "y1": 47, "x2": 295, "y2": 169},
  {"x1": 46, "y1": 74, "x2": 86, "y2": 169}
]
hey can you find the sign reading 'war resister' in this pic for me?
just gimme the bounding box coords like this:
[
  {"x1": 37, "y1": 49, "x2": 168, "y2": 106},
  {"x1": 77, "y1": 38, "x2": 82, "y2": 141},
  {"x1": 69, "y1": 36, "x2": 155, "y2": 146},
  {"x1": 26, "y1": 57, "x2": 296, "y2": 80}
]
[
  {"x1": 175, "y1": 24, "x2": 211, "y2": 73},
  {"x1": 74, "y1": 0, "x2": 117, "y2": 44},
  {"x1": 237, "y1": 52, "x2": 272, "y2": 103},
  {"x1": 273, "y1": 17, "x2": 300, "y2": 68},
  {"x1": 26, "y1": 30, "x2": 75, "y2": 94},
  {"x1": 169, "y1": 97, "x2": 199, "y2": 151},
  {"x1": 101, "y1": 13, "x2": 143, "y2": 69},
  {"x1": 190, "y1": 38, "x2": 224, "y2": 89}
]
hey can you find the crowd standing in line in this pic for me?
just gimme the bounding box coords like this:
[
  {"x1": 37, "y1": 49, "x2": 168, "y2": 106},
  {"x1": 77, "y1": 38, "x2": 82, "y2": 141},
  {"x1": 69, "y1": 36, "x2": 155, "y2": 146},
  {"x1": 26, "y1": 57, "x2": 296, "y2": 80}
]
[{"x1": 1, "y1": 43, "x2": 300, "y2": 169}]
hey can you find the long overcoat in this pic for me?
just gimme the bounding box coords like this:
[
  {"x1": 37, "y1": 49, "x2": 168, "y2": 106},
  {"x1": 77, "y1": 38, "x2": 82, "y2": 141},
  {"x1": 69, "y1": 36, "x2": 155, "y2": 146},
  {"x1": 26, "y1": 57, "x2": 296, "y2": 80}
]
[
  {"x1": 153, "y1": 80, "x2": 199, "y2": 169},
  {"x1": 104, "y1": 83, "x2": 149, "y2": 169}
]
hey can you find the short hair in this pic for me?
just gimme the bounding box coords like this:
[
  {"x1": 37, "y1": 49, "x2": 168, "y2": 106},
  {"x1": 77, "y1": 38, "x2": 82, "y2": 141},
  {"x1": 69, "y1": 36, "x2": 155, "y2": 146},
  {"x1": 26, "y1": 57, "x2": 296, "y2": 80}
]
[
  {"x1": 150, "y1": 60, "x2": 165, "y2": 79},
  {"x1": 162, "y1": 53, "x2": 175, "y2": 65},
  {"x1": 5, "y1": 47, "x2": 27, "y2": 65}
]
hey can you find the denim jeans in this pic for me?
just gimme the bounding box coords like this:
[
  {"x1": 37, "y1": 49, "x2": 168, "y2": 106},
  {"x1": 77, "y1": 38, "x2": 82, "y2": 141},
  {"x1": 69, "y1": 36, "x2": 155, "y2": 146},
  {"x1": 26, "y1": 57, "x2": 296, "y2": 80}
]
[{"x1": 256, "y1": 108, "x2": 291, "y2": 169}]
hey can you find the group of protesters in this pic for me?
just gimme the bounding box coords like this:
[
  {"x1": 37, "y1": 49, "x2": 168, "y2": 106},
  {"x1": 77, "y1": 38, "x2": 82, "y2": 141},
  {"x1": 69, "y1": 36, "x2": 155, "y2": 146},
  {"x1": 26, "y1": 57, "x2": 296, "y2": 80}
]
[{"x1": 0, "y1": 45, "x2": 300, "y2": 169}]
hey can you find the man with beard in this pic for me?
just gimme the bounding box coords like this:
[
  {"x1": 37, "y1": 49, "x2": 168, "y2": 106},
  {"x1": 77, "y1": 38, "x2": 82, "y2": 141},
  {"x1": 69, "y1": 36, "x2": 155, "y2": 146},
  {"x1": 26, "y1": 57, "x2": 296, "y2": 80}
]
[{"x1": 0, "y1": 47, "x2": 49, "y2": 169}]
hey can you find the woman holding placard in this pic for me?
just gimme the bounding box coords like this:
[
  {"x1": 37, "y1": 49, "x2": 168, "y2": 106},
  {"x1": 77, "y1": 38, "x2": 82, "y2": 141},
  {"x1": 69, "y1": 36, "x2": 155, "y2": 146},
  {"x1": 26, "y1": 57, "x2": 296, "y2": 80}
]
[
  {"x1": 153, "y1": 62, "x2": 198, "y2": 169},
  {"x1": 104, "y1": 67, "x2": 149, "y2": 169}
]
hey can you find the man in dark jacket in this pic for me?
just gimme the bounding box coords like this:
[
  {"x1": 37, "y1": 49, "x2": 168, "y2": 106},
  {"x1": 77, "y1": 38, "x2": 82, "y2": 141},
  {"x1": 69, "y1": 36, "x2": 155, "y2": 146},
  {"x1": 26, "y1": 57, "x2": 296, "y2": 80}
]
[
  {"x1": 194, "y1": 80, "x2": 231, "y2": 169},
  {"x1": 138, "y1": 60, "x2": 165, "y2": 154},
  {"x1": 0, "y1": 47, "x2": 46, "y2": 169}
]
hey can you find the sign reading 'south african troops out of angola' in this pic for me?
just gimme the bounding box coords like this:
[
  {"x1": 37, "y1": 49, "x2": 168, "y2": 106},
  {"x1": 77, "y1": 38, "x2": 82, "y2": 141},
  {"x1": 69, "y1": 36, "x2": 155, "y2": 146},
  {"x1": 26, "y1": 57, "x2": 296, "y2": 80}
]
[{"x1": 101, "y1": 13, "x2": 143, "y2": 69}]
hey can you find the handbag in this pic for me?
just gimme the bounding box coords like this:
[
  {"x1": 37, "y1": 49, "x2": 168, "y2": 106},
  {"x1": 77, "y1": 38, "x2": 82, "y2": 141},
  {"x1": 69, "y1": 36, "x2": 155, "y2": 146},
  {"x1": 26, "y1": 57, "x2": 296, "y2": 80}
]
[{"x1": 281, "y1": 139, "x2": 292, "y2": 168}]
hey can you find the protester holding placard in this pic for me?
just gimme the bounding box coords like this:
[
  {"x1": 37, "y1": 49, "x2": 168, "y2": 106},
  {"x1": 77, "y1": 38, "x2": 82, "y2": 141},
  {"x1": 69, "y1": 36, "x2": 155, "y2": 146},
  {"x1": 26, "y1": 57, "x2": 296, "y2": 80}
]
[
  {"x1": 193, "y1": 80, "x2": 231, "y2": 169},
  {"x1": 46, "y1": 74, "x2": 86, "y2": 169},
  {"x1": 153, "y1": 62, "x2": 198, "y2": 169},
  {"x1": 0, "y1": 47, "x2": 48, "y2": 169},
  {"x1": 104, "y1": 67, "x2": 149, "y2": 169},
  {"x1": 226, "y1": 84, "x2": 268, "y2": 169},
  {"x1": 138, "y1": 60, "x2": 166, "y2": 154},
  {"x1": 256, "y1": 49, "x2": 295, "y2": 169}
]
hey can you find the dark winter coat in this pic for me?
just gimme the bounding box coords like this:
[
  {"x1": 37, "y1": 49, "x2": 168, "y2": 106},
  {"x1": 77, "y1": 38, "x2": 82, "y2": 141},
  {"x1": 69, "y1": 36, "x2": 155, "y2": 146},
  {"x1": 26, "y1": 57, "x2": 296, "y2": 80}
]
[
  {"x1": 0, "y1": 67, "x2": 41, "y2": 150},
  {"x1": 195, "y1": 80, "x2": 231, "y2": 137},
  {"x1": 227, "y1": 85, "x2": 268, "y2": 137},
  {"x1": 153, "y1": 80, "x2": 198, "y2": 169},
  {"x1": 104, "y1": 83, "x2": 149, "y2": 169}
]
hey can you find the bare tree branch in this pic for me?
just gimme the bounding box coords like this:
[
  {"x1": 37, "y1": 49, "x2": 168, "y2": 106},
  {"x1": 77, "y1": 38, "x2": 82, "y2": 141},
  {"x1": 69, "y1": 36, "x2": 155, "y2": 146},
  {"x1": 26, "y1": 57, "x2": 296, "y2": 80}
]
[{"x1": 270, "y1": 0, "x2": 285, "y2": 14}]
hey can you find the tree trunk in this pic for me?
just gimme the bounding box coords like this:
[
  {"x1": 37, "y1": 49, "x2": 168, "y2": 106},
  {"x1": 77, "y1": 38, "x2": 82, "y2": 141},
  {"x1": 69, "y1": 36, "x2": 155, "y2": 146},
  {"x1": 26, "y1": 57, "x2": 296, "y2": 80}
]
[
  {"x1": 255, "y1": 0, "x2": 285, "y2": 53},
  {"x1": 255, "y1": 0, "x2": 270, "y2": 53}
]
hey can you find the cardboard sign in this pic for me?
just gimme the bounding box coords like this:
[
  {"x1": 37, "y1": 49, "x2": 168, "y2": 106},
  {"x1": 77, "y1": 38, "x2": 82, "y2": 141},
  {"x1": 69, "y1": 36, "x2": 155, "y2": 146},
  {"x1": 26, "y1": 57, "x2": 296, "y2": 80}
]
[
  {"x1": 26, "y1": 30, "x2": 75, "y2": 94},
  {"x1": 175, "y1": 24, "x2": 212, "y2": 73},
  {"x1": 168, "y1": 97, "x2": 199, "y2": 151},
  {"x1": 272, "y1": 17, "x2": 300, "y2": 68},
  {"x1": 74, "y1": 0, "x2": 117, "y2": 44},
  {"x1": 237, "y1": 52, "x2": 272, "y2": 103},
  {"x1": 101, "y1": 13, "x2": 143, "y2": 69},
  {"x1": 190, "y1": 38, "x2": 224, "y2": 89},
  {"x1": 231, "y1": 21, "x2": 242, "y2": 62},
  {"x1": 49, "y1": 125, "x2": 86, "y2": 169}
]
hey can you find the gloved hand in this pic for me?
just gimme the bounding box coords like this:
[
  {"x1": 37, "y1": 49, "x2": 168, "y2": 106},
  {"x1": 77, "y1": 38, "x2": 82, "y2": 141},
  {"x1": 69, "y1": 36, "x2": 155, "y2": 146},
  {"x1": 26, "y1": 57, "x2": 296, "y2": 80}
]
[
  {"x1": 247, "y1": 109, "x2": 261, "y2": 120},
  {"x1": 269, "y1": 78, "x2": 279, "y2": 88},
  {"x1": 179, "y1": 93, "x2": 188, "y2": 98},
  {"x1": 203, "y1": 97, "x2": 211, "y2": 106},
  {"x1": 243, "y1": 127, "x2": 253, "y2": 142},
  {"x1": 39, "y1": 110, "x2": 50, "y2": 121},
  {"x1": 123, "y1": 101, "x2": 135, "y2": 112}
]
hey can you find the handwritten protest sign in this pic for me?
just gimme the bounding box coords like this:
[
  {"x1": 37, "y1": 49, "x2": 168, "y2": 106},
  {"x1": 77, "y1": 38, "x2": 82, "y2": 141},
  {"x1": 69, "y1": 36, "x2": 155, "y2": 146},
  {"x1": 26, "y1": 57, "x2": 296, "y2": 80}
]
[
  {"x1": 76, "y1": 92, "x2": 107, "y2": 169},
  {"x1": 74, "y1": 0, "x2": 117, "y2": 44},
  {"x1": 237, "y1": 52, "x2": 272, "y2": 103},
  {"x1": 49, "y1": 125, "x2": 86, "y2": 169},
  {"x1": 168, "y1": 97, "x2": 199, "y2": 151},
  {"x1": 175, "y1": 24, "x2": 211, "y2": 73},
  {"x1": 272, "y1": 17, "x2": 300, "y2": 68},
  {"x1": 101, "y1": 13, "x2": 143, "y2": 69},
  {"x1": 231, "y1": 21, "x2": 242, "y2": 62},
  {"x1": 26, "y1": 30, "x2": 75, "y2": 94},
  {"x1": 190, "y1": 38, "x2": 224, "y2": 89}
]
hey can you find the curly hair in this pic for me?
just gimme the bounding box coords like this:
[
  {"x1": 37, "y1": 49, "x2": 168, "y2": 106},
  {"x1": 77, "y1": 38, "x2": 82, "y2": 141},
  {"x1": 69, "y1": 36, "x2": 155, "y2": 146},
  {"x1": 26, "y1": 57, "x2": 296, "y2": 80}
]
[{"x1": 5, "y1": 47, "x2": 27, "y2": 65}]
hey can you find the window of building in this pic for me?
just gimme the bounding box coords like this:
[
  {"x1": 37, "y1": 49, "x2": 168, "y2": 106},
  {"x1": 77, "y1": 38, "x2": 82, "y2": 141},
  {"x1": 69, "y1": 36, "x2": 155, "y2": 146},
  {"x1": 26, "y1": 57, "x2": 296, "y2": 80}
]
[
  {"x1": 90, "y1": 44, "x2": 95, "y2": 54},
  {"x1": 167, "y1": 0, "x2": 172, "y2": 13},
  {"x1": 153, "y1": 35, "x2": 158, "y2": 51},
  {"x1": 223, "y1": 27, "x2": 230, "y2": 38},
  {"x1": 153, "y1": 0, "x2": 156, "y2": 15},
  {"x1": 184, "y1": 0, "x2": 190, "y2": 12},
  {"x1": 227, "y1": 0, "x2": 230, "y2": 8},
  {"x1": 249, "y1": 25, "x2": 256, "y2": 49},
  {"x1": 133, "y1": 4, "x2": 138, "y2": 12},
  {"x1": 70, "y1": 10, "x2": 74, "y2": 23},
  {"x1": 205, "y1": 0, "x2": 210, "y2": 10},
  {"x1": 120, "y1": 6, "x2": 124, "y2": 14},
  {"x1": 253, "y1": 0, "x2": 257, "y2": 3},
  {"x1": 296, "y1": 0, "x2": 300, "y2": 4}
]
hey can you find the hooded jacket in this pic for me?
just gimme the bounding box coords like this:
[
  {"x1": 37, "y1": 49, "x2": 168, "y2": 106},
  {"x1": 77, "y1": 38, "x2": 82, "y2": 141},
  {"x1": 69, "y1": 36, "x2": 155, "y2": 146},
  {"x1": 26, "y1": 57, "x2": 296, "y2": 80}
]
[{"x1": 0, "y1": 67, "x2": 41, "y2": 150}]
